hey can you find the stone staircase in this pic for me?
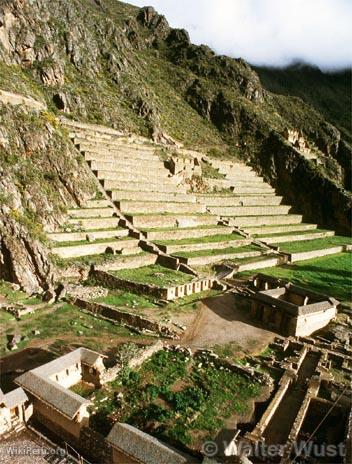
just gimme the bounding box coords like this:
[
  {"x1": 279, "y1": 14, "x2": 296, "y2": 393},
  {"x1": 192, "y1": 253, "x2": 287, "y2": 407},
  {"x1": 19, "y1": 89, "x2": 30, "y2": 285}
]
[
  {"x1": 202, "y1": 159, "x2": 335, "y2": 247},
  {"x1": 48, "y1": 199, "x2": 141, "y2": 260},
  {"x1": 55, "y1": 119, "x2": 344, "y2": 274},
  {"x1": 61, "y1": 121, "x2": 271, "y2": 269}
]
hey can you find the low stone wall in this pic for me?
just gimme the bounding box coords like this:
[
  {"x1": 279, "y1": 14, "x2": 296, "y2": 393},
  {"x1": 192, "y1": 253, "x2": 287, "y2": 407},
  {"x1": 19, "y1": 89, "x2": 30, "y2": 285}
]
[
  {"x1": 290, "y1": 245, "x2": 346, "y2": 262},
  {"x1": 72, "y1": 297, "x2": 179, "y2": 339},
  {"x1": 91, "y1": 268, "x2": 215, "y2": 301}
]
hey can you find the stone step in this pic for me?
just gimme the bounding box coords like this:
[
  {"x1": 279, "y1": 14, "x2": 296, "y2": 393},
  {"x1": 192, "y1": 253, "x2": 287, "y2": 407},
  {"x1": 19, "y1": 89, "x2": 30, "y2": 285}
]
[
  {"x1": 48, "y1": 228, "x2": 129, "y2": 243},
  {"x1": 231, "y1": 186, "x2": 275, "y2": 194},
  {"x1": 52, "y1": 239, "x2": 141, "y2": 259},
  {"x1": 74, "y1": 137, "x2": 157, "y2": 153},
  {"x1": 159, "y1": 238, "x2": 252, "y2": 254},
  {"x1": 237, "y1": 256, "x2": 281, "y2": 272},
  {"x1": 108, "y1": 190, "x2": 195, "y2": 203},
  {"x1": 214, "y1": 205, "x2": 291, "y2": 217},
  {"x1": 118, "y1": 200, "x2": 205, "y2": 215},
  {"x1": 68, "y1": 217, "x2": 120, "y2": 230},
  {"x1": 61, "y1": 118, "x2": 124, "y2": 137},
  {"x1": 290, "y1": 246, "x2": 346, "y2": 263},
  {"x1": 98, "y1": 253, "x2": 158, "y2": 271},
  {"x1": 85, "y1": 153, "x2": 164, "y2": 168},
  {"x1": 102, "y1": 179, "x2": 186, "y2": 194},
  {"x1": 68, "y1": 207, "x2": 115, "y2": 219},
  {"x1": 95, "y1": 170, "x2": 171, "y2": 184},
  {"x1": 196, "y1": 195, "x2": 283, "y2": 207},
  {"x1": 176, "y1": 249, "x2": 265, "y2": 266},
  {"x1": 84, "y1": 199, "x2": 112, "y2": 208},
  {"x1": 126, "y1": 214, "x2": 218, "y2": 229},
  {"x1": 260, "y1": 230, "x2": 335, "y2": 245},
  {"x1": 208, "y1": 178, "x2": 268, "y2": 190},
  {"x1": 212, "y1": 160, "x2": 252, "y2": 169},
  {"x1": 143, "y1": 226, "x2": 233, "y2": 241},
  {"x1": 77, "y1": 143, "x2": 157, "y2": 160},
  {"x1": 89, "y1": 160, "x2": 166, "y2": 174},
  {"x1": 232, "y1": 214, "x2": 303, "y2": 227},
  {"x1": 244, "y1": 223, "x2": 318, "y2": 235},
  {"x1": 225, "y1": 174, "x2": 265, "y2": 183}
]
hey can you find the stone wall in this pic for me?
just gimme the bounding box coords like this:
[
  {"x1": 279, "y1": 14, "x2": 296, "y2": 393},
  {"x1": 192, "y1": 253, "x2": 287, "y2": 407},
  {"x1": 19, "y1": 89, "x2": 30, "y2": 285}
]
[
  {"x1": 72, "y1": 298, "x2": 179, "y2": 339},
  {"x1": 91, "y1": 269, "x2": 215, "y2": 301}
]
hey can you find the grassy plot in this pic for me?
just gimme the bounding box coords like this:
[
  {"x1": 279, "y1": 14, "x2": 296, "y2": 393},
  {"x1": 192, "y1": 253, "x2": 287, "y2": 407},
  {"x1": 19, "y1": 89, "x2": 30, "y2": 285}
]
[
  {"x1": 175, "y1": 244, "x2": 263, "y2": 258},
  {"x1": 254, "y1": 228, "x2": 331, "y2": 238},
  {"x1": 241, "y1": 253, "x2": 351, "y2": 302},
  {"x1": 52, "y1": 237, "x2": 134, "y2": 248},
  {"x1": 90, "y1": 350, "x2": 261, "y2": 449},
  {"x1": 155, "y1": 232, "x2": 245, "y2": 246},
  {"x1": 0, "y1": 281, "x2": 41, "y2": 305},
  {"x1": 0, "y1": 301, "x2": 138, "y2": 356},
  {"x1": 276, "y1": 235, "x2": 351, "y2": 253},
  {"x1": 111, "y1": 264, "x2": 194, "y2": 288}
]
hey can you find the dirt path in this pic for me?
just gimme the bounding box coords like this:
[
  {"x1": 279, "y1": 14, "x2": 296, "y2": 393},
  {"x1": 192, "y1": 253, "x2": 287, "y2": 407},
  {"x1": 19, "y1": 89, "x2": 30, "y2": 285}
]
[{"x1": 181, "y1": 293, "x2": 276, "y2": 354}]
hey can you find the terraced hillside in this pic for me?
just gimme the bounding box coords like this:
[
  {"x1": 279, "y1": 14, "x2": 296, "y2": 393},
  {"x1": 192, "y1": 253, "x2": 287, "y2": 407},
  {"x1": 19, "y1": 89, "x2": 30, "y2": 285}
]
[{"x1": 44, "y1": 119, "x2": 349, "y2": 281}]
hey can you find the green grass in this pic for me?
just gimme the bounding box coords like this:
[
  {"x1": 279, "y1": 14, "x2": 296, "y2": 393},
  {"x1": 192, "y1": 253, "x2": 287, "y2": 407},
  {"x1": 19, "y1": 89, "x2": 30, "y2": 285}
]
[
  {"x1": 255, "y1": 228, "x2": 330, "y2": 238},
  {"x1": 94, "y1": 290, "x2": 158, "y2": 309},
  {"x1": 111, "y1": 265, "x2": 194, "y2": 288},
  {"x1": 175, "y1": 244, "x2": 263, "y2": 258},
  {"x1": 201, "y1": 161, "x2": 226, "y2": 179},
  {"x1": 0, "y1": 281, "x2": 41, "y2": 305},
  {"x1": 90, "y1": 350, "x2": 261, "y2": 447},
  {"x1": 0, "y1": 302, "x2": 135, "y2": 356},
  {"x1": 241, "y1": 253, "x2": 351, "y2": 302},
  {"x1": 277, "y1": 235, "x2": 351, "y2": 253},
  {"x1": 155, "y1": 232, "x2": 244, "y2": 246},
  {"x1": 52, "y1": 237, "x2": 134, "y2": 247}
]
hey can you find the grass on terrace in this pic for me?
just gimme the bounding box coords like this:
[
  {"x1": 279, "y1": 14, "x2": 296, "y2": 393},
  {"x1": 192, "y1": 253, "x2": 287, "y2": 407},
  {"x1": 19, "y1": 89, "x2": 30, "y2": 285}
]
[
  {"x1": 155, "y1": 232, "x2": 244, "y2": 246},
  {"x1": 175, "y1": 244, "x2": 263, "y2": 258},
  {"x1": 276, "y1": 235, "x2": 351, "y2": 253},
  {"x1": 90, "y1": 349, "x2": 261, "y2": 449},
  {"x1": 111, "y1": 264, "x2": 194, "y2": 288},
  {"x1": 0, "y1": 301, "x2": 138, "y2": 356},
  {"x1": 254, "y1": 228, "x2": 331, "y2": 238},
  {"x1": 241, "y1": 253, "x2": 351, "y2": 302}
]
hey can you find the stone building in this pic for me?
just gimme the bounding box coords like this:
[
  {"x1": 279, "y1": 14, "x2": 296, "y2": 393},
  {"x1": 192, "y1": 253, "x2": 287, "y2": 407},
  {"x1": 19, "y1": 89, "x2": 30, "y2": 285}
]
[
  {"x1": 0, "y1": 387, "x2": 32, "y2": 435},
  {"x1": 15, "y1": 347, "x2": 106, "y2": 440},
  {"x1": 250, "y1": 276, "x2": 338, "y2": 337},
  {"x1": 107, "y1": 422, "x2": 191, "y2": 464}
]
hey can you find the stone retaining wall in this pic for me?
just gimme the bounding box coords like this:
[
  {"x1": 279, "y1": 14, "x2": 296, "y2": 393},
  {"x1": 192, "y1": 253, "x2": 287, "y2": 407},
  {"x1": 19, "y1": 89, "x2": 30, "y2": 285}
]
[
  {"x1": 72, "y1": 297, "x2": 179, "y2": 339},
  {"x1": 91, "y1": 268, "x2": 215, "y2": 301}
]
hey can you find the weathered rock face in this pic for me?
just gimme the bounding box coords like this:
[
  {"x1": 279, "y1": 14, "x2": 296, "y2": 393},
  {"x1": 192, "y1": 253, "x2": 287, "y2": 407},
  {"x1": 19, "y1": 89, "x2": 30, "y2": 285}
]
[
  {"x1": 0, "y1": 103, "x2": 96, "y2": 292},
  {"x1": 0, "y1": 215, "x2": 54, "y2": 294},
  {"x1": 254, "y1": 133, "x2": 352, "y2": 235}
]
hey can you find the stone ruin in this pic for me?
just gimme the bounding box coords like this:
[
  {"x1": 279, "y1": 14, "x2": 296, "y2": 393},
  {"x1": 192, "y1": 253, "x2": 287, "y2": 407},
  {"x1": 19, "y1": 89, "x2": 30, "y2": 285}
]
[
  {"x1": 249, "y1": 274, "x2": 338, "y2": 337},
  {"x1": 284, "y1": 128, "x2": 312, "y2": 155}
]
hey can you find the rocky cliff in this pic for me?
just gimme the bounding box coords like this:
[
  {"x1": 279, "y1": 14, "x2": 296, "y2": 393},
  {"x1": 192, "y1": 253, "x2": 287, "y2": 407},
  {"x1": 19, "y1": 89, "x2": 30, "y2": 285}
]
[{"x1": 0, "y1": 0, "x2": 350, "y2": 291}]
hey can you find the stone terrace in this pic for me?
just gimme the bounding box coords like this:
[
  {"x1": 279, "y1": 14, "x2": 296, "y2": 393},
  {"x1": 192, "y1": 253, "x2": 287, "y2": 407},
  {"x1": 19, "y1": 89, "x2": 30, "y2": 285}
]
[{"x1": 61, "y1": 119, "x2": 271, "y2": 270}]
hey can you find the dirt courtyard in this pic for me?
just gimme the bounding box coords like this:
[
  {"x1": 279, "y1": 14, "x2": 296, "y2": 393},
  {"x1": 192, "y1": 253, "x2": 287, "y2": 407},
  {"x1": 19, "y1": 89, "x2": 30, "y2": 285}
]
[{"x1": 181, "y1": 293, "x2": 276, "y2": 354}]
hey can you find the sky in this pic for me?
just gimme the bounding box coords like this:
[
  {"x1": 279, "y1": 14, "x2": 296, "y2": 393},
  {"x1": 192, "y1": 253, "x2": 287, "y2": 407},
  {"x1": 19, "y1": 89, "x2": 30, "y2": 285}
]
[{"x1": 122, "y1": 0, "x2": 352, "y2": 69}]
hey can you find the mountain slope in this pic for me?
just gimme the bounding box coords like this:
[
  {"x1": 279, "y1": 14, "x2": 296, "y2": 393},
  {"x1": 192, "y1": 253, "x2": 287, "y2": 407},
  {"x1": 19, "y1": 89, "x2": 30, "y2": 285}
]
[
  {"x1": 0, "y1": 0, "x2": 350, "y2": 291},
  {"x1": 255, "y1": 63, "x2": 351, "y2": 142}
]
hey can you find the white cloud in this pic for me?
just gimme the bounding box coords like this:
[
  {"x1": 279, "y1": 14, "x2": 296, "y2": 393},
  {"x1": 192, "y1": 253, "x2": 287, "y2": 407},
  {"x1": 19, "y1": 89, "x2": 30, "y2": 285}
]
[{"x1": 122, "y1": 0, "x2": 352, "y2": 69}]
